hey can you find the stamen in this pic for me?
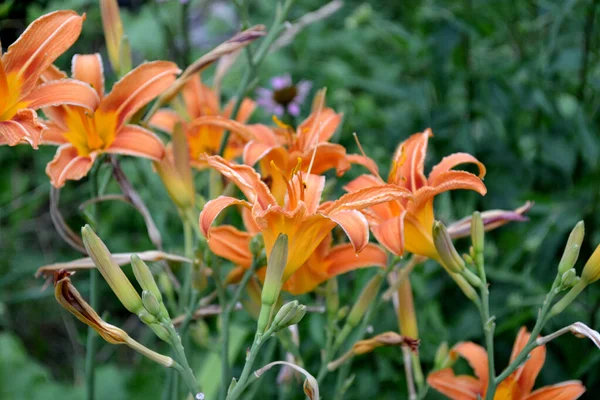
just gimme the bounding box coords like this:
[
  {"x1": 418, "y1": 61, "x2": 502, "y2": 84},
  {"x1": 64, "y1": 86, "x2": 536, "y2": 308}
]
[{"x1": 353, "y1": 132, "x2": 383, "y2": 181}]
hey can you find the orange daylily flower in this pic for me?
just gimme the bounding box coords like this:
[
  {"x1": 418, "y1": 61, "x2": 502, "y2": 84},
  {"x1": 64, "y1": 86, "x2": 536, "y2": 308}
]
[
  {"x1": 41, "y1": 53, "x2": 180, "y2": 187},
  {"x1": 241, "y1": 90, "x2": 375, "y2": 202},
  {"x1": 345, "y1": 129, "x2": 487, "y2": 260},
  {"x1": 0, "y1": 11, "x2": 99, "y2": 148},
  {"x1": 427, "y1": 327, "x2": 586, "y2": 400},
  {"x1": 208, "y1": 224, "x2": 387, "y2": 295},
  {"x1": 199, "y1": 155, "x2": 411, "y2": 283},
  {"x1": 149, "y1": 74, "x2": 255, "y2": 165}
]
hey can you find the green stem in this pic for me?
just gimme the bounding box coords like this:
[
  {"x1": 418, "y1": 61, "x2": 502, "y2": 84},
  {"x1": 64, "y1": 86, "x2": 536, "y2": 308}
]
[
  {"x1": 85, "y1": 269, "x2": 98, "y2": 400},
  {"x1": 217, "y1": 0, "x2": 295, "y2": 156},
  {"x1": 163, "y1": 319, "x2": 201, "y2": 398},
  {"x1": 316, "y1": 313, "x2": 336, "y2": 383},
  {"x1": 493, "y1": 280, "x2": 559, "y2": 385}
]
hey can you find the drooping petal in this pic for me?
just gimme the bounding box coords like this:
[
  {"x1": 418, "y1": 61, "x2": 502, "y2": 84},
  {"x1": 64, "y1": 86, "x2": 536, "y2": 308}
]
[
  {"x1": 106, "y1": 124, "x2": 165, "y2": 160},
  {"x1": 429, "y1": 152, "x2": 486, "y2": 182},
  {"x1": 21, "y1": 79, "x2": 100, "y2": 110},
  {"x1": 510, "y1": 327, "x2": 546, "y2": 396},
  {"x1": 0, "y1": 108, "x2": 45, "y2": 148},
  {"x1": 326, "y1": 243, "x2": 387, "y2": 276},
  {"x1": 389, "y1": 129, "x2": 431, "y2": 190},
  {"x1": 45, "y1": 144, "x2": 96, "y2": 188},
  {"x1": 322, "y1": 184, "x2": 412, "y2": 214},
  {"x1": 199, "y1": 196, "x2": 251, "y2": 237},
  {"x1": 99, "y1": 61, "x2": 180, "y2": 127},
  {"x1": 327, "y1": 209, "x2": 370, "y2": 253},
  {"x1": 183, "y1": 74, "x2": 220, "y2": 118},
  {"x1": 149, "y1": 109, "x2": 180, "y2": 134},
  {"x1": 525, "y1": 381, "x2": 585, "y2": 400},
  {"x1": 207, "y1": 225, "x2": 253, "y2": 268},
  {"x1": 344, "y1": 174, "x2": 398, "y2": 221},
  {"x1": 3, "y1": 10, "x2": 85, "y2": 93},
  {"x1": 346, "y1": 153, "x2": 381, "y2": 177},
  {"x1": 427, "y1": 369, "x2": 481, "y2": 400},
  {"x1": 411, "y1": 170, "x2": 487, "y2": 213},
  {"x1": 453, "y1": 342, "x2": 489, "y2": 393},
  {"x1": 72, "y1": 53, "x2": 105, "y2": 98},
  {"x1": 447, "y1": 201, "x2": 533, "y2": 239},
  {"x1": 371, "y1": 212, "x2": 406, "y2": 256}
]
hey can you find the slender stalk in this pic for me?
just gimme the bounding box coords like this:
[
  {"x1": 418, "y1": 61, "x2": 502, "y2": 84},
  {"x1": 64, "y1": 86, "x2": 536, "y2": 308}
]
[
  {"x1": 493, "y1": 281, "x2": 559, "y2": 385},
  {"x1": 85, "y1": 269, "x2": 98, "y2": 400},
  {"x1": 181, "y1": 0, "x2": 191, "y2": 66},
  {"x1": 220, "y1": 260, "x2": 259, "y2": 399},
  {"x1": 476, "y1": 250, "x2": 496, "y2": 400},
  {"x1": 162, "y1": 318, "x2": 201, "y2": 397},
  {"x1": 402, "y1": 347, "x2": 417, "y2": 400},
  {"x1": 316, "y1": 313, "x2": 336, "y2": 383},
  {"x1": 217, "y1": 0, "x2": 295, "y2": 156}
]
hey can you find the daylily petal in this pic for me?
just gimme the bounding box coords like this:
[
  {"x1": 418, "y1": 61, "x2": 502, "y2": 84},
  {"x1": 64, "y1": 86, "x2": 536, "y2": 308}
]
[
  {"x1": 328, "y1": 209, "x2": 370, "y2": 253},
  {"x1": 207, "y1": 225, "x2": 253, "y2": 268},
  {"x1": 344, "y1": 175, "x2": 399, "y2": 221},
  {"x1": 183, "y1": 75, "x2": 220, "y2": 118},
  {"x1": 0, "y1": 108, "x2": 45, "y2": 148},
  {"x1": 224, "y1": 97, "x2": 256, "y2": 123},
  {"x1": 453, "y1": 342, "x2": 489, "y2": 393},
  {"x1": 511, "y1": 327, "x2": 546, "y2": 396},
  {"x1": 149, "y1": 109, "x2": 180, "y2": 134},
  {"x1": 41, "y1": 121, "x2": 68, "y2": 145},
  {"x1": 371, "y1": 212, "x2": 406, "y2": 256},
  {"x1": 199, "y1": 196, "x2": 251, "y2": 237},
  {"x1": 427, "y1": 369, "x2": 481, "y2": 400},
  {"x1": 22, "y1": 79, "x2": 100, "y2": 110},
  {"x1": 300, "y1": 142, "x2": 351, "y2": 176},
  {"x1": 106, "y1": 124, "x2": 165, "y2": 160},
  {"x1": 411, "y1": 170, "x2": 487, "y2": 213},
  {"x1": 346, "y1": 153, "x2": 380, "y2": 177},
  {"x1": 326, "y1": 243, "x2": 387, "y2": 276},
  {"x1": 429, "y1": 152, "x2": 486, "y2": 182},
  {"x1": 322, "y1": 184, "x2": 412, "y2": 214},
  {"x1": 188, "y1": 116, "x2": 254, "y2": 142},
  {"x1": 389, "y1": 129, "x2": 431, "y2": 190},
  {"x1": 297, "y1": 107, "x2": 342, "y2": 151},
  {"x1": 72, "y1": 53, "x2": 105, "y2": 99},
  {"x1": 287, "y1": 173, "x2": 325, "y2": 215},
  {"x1": 100, "y1": 0, "x2": 124, "y2": 73},
  {"x1": 525, "y1": 381, "x2": 585, "y2": 400},
  {"x1": 99, "y1": 61, "x2": 180, "y2": 127},
  {"x1": 46, "y1": 144, "x2": 96, "y2": 188},
  {"x1": 243, "y1": 139, "x2": 279, "y2": 167},
  {"x1": 3, "y1": 10, "x2": 84, "y2": 93}
]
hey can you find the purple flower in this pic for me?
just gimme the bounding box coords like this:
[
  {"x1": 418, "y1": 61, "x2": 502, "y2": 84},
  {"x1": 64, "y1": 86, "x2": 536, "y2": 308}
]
[{"x1": 256, "y1": 74, "x2": 312, "y2": 117}]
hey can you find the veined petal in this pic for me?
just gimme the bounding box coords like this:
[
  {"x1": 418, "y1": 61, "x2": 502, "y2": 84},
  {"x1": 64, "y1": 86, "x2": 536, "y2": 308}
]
[
  {"x1": 41, "y1": 121, "x2": 68, "y2": 145},
  {"x1": 72, "y1": 54, "x2": 105, "y2": 99},
  {"x1": 344, "y1": 174, "x2": 397, "y2": 221},
  {"x1": 199, "y1": 196, "x2": 251, "y2": 237},
  {"x1": 203, "y1": 155, "x2": 276, "y2": 209},
  {"x1": 453, "y1": 342, "x2": 489, "y2": 393},
  {"x1": 322, "y1": 184, "x2": 412, "y2": 214},
  {"x1": 243, "y1": 139, "x2": 278, "y2": 167},
  {"x1": 248, "y1": 124, "x2": 280, "y2": 145},
  {"x1": 326, "y1": 243, "x2": 387, "y2": 276},
  {"x1": 21, "y1": 79, "x2": 100, "y2": 110},
  {"x1": 525, "y1": 381, "x2": 585, "y2": 400},
  {"x1": 99, "y1": 61, "x2": 180, "y2": 127},
  {"x1": 297, "y1": 107, "x2": 342, "y2": 151},
  {"x1": 45, "y1": 144, "x2": 96, "y2": 188},
  {"x1": 510, "y1": 327, "x2": 546, "y2": 396},
  {"x1": 429, "y1": 152, "x2": 486, "y2": 182},
  {"x1": 149, "y1": 109, "x2": 180, "y2": 134},
  {"x1": 3, "y1": 10, "x2": 84, "y2": 93},
  {"x1": 346, "y1": 153, "x2": 380, "y2": 177},
  {"x1": 411, "y1": 170, "x2": 487, "y2": 213},
  {"x1": 390, "y1": 129, "x2": 431, "y2": 190},
  {"x1": 0, "y1": 108, "x2": 45, "y2": 148},
  {"x1": 287, "y1": 173, "x2": 325, "y2": 215},
  {"x1": 327, "y1": 209, "x2": 370, "y2": 253},
  {"x1": 371, "y1": 212, "x2": 406, "y2": 256},
  {"x1": 300, "y1": 142, "x2": 351, "y2": 176},
  {"x1": 207, "y1": 225, "x2": 253, "y2": 268},
  {"x1": 106, "y1": 124, "x2": 165, "y2": 160},
  {"x1": 427, "y1": 369, "x2": 481, "y2": 400},
  {"x1": 41, "y1": 64, "x2": 68, "y2": 81}
]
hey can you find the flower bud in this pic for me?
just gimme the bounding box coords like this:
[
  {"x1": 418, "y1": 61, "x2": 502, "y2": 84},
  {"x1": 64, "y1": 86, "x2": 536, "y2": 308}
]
[
  {"x1": 142, "y1": 290, "x2": 162, "y2": 317},
  {"x1": 131, "y1": 255, "x2": 162, "y2": 303},
  {"x1": 326, "y1": 278, "x2": 339, "y2": 320},
  {"x1": 82, "y1": 225, "x2": 143, "y2": 314},
  {"x1": 471, "y1": 212, "x2": 484, "y2": 254},
  {"x1": 138, "y1": 310, "x2": 157, "y2": 324},
  {"x1": 249, "y1": 233, "x2": 264, "y2": 259},
  {"x1": 119, "y1": 34, "x2": 132, "y2": 75},
  {"x1": 148, "y1": 323, "x2": 171, "y2": 343},
  {"x1": 558, "y1": 221, "x2": 585, "y2": 275},
  {"x1": 559, "y1": 268, "x2": 579, "y2": 291},
  {"x1": 272, "y1": 301, "x2": 307, "y2": 331},
  {"x1": 261, "y1": 233, "x2": 288, "y2": 307},
  {"x1": 433, "y1": 221, "x2": 465, "y2": 274},
  {"x1": 347, "y1": 274, "x2": 382, "y2": 328},
  {"x1": 581, "y1": 244, "x2": 600, "y2": 284},
  {"x1": 433, "y1": 342, "x2": 449, "y2": 369}
]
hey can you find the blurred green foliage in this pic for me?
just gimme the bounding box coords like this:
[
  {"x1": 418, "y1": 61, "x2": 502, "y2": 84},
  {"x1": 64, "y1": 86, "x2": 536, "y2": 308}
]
[{"x1": 1, "y1": 0, "x2": 600, "y2": 399}]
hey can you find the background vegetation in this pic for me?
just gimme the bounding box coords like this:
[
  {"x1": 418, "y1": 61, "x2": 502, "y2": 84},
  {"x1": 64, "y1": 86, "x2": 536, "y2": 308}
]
[{"x1": 1, "y1": 0, "x2": 600, "y2": 398}]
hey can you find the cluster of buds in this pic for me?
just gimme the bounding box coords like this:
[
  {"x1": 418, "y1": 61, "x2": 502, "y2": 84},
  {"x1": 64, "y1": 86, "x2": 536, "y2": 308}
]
[{"x1": 81, "y1": 225, "x2": 172, "y2": 342}]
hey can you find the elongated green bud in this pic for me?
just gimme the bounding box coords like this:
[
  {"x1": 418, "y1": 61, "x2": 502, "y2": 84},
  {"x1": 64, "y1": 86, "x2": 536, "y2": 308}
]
[
  {"x1": 326, "y1": 278, "x2": 339, "y2": 319},
  {"x1": 559, "y1": 268, "x2": 579, "y2": 290},
  {"x1": 261, "y1": 234, "x2": 288, "y2": 307},
  {"x1": 272, "y1": 301, "x2": 307, "y2": 331},
  {"x1": 131, "y1": 255, "x2": 162, "y2": 303},
  {"x1": 433, "y1": 342, "x2": 449, "y2": 370},
  {"x1": 142, "y1": 290, "x2": 162, "y2": 317},
  {"x1": 581, "y1": 244, "x2": 600, "y2": 284},
  {"x1": 119, "y1": 34, "x2": 132, "y2": 76},
  {"x1": 347, "y1": 274, "x2": 383, "y2": 328},
  {"x1": 250, "y1": 233, "x2": 264, "y2": 259},
  {"x1": 433, "y1": 221, "x2": 465, "y2": 274},
  {"x1": 558, "y1": 221, "x2": 585, "y2": 275},
  {"x1": 471, "y1": 212, "x2": 484, "y2": 254},
  {"x1": 82, "y1": 225, "x2": 142, "y2": 314}
]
